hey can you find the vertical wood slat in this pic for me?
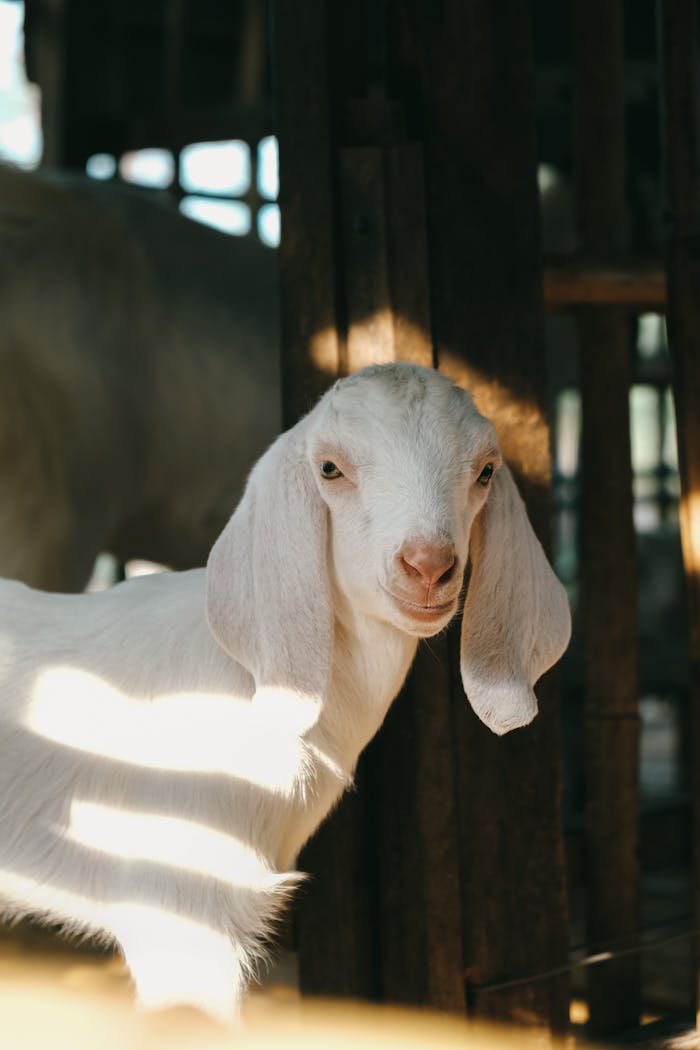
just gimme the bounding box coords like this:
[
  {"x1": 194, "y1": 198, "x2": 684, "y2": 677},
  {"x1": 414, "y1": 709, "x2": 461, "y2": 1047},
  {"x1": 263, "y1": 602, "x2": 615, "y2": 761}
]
[
  {"x1": 578, "y1": 315, "x2": 640, "y2": 1032},
  {"x1": 338, "y1": 104, "x2": 464, "y2": 1010},
  {"x1": 273, "y1": 0, "x2": 340, "y2": 429},
  {"x1": 387, "y1": 0, "x2": 570, "y2": 1034},
  {"x1": 273, "y1": 0, "x2": 378, "y2": 1000},
  {"x1": 384, "y1": 144, "x2": 435, "y2": 366},
  {"x1": 372, "y1": 641, "x2": 466, "y2": 1011},
  {"x1": 574, "y1": 0, "x2": 641, "y2": 1035},
  {"x1": 30, "y1": 0, "x2": 68, "y2": 167},
  {"x1": 658, "y1": 0, "x2": 700, "y2": 1029},
  {"x1": 339, "y1": 142, "x2": 435, "y2": 369},
  {"x1": 339, "y1": 147, "x2": 396, "y2": 367}
]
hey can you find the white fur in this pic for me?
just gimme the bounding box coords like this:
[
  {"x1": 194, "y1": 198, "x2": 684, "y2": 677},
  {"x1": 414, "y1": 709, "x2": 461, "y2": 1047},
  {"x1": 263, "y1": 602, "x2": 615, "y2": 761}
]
[
  {"x1": 0, "y1": 162, "x2": 279, "y2": 591},
  {"x1": 0, "y1": 363, "x2": 570, "y2": 1021}
]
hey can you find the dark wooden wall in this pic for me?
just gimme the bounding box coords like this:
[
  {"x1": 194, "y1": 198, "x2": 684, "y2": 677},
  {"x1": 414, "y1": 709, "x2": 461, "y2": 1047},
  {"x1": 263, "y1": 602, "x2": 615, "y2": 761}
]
[{"x1": 275, "y1": 0, "x2": 569, "y2": 1036}]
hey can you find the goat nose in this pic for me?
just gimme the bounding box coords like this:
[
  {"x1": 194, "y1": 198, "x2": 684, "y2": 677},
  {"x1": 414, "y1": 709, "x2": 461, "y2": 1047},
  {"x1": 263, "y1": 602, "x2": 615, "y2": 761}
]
[{"x1": 398, "y1": 541, "x2": 457, "y2": 586}]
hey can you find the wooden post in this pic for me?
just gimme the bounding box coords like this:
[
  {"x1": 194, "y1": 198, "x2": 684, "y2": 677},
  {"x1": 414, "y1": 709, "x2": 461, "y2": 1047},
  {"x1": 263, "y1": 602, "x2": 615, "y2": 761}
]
[
  {"x1": 273, "y1": 0, "x2": 341, "y2": 429},
  {"x1": 27, "y1": 0, "x2": 68, "y2": 167},
  {"x1": 658, "y1": 0, "x2": 700, "y2": 1029},
  {"x1": 387, "y1": 0, "x2": 570, "y2": 1034},
  {"x1": 337, "y1": 104, "x2": 465, "y2": 1009},
  {"x1": 274, "y1": 0, "x2": 379, "y2": 1000},
  {"x1": 543, "y1": 264, "x2": 667, "y2": 310},
  {"x1": 276, "y1": 0, "x2": 569, "y2": 1026},
  {"x1": 275, "y1": 0, "x2": 469, "y2": 1007},
  {"x1": 574, "y1": 0, "x2": 641, "y2": 1035}
]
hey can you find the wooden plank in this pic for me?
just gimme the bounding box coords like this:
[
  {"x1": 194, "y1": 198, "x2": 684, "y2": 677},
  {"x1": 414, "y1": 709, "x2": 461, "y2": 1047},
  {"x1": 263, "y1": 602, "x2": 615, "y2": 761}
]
[
  {"x1": 273, "y1": 0, "x2": 340, "y2": 428},
  {"x1": 338, "y1": 142, "x2": 435, "y2": 369},
  {"x1": 543, "y1": 264, "x2": 667, "y2": 310},
  {"x1": 295, "y1": 777, "x2": 379, "y2": 1000},
  {"x1": 339, "y1": 146, "x2": 395, "y2": 367},
  {"x1": 341, "y1": 103, "x2": 433, "y2": 365},
  {"x1": 371, "y1": 640, "x2": 466, "y2": 1011},
  {"x1": 658, "y1": 0, "x2": 700, "y2": 1030},
  {"x1": 273, "y1": 0, "x2": 379, "y2": 1002},
  {"x1": 337, "y1": 105, "x2": 464, "y2": 1009},
  {"x1": 578, "y1": 312, "x2": 640, "y2": 1033},
  {"x1": 28, "y1": 0, "x2": 68, "y2": 167},
  {"x1": 336, "y1": 93, "x2": 466, "y2": 1009},
  {"x1": 386, "y1": 0, "x2": 570, "y2": 1035},
  {"x1": 384, "y1": 143, "x2": 435, "y2": 365},
  {"x1": 574, "y1": 0, "x2": 641, "y2": 1034}
]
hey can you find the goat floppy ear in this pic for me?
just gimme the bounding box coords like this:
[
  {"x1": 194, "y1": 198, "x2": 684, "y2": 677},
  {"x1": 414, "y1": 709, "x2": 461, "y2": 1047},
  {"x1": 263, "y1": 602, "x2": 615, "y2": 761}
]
[
  {"x1": 460, "y1": 464, "x2": 571, "y2": 736},
  {"x1": 206, "y1": 420, "x2": 331, "y2": 727}
]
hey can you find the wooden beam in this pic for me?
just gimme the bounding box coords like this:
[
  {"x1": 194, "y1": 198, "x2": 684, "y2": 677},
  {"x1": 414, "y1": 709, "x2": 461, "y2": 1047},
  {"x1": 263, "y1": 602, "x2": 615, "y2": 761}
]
[
  {"x1": 273, "y1": 0, "x2": 379, "y2": 1001},
  {"x1": 339, "y1": 146, "x2": 395, "y2": 367},
  {"x1": 30, "y1": 0, "x2": 68, "y2": 167},
  {"x1": 658, "y1": 0, "x2": 700, "y2": 1031},
  {"x1": 338, "y1": 99, "x2": 464, "y2": 1011},
  {"x1": 370, "y1": 640, "x2": 466, "y2": 1010},
  {"x1": 574, "y1": 0, "x2": 641, "y2": 1035},
  {"x1": 543, "y1": 264, "x2": 666, "y2": 310},
  {"x1": 384, "y1": 143, "x2": 435, "y2": 364},
  {"x1": 387, "y1": 0, "x2": 570, "y2": 1035},
  {"x1": 273, "y1": 0, "x2": 340, "y2": 429}
]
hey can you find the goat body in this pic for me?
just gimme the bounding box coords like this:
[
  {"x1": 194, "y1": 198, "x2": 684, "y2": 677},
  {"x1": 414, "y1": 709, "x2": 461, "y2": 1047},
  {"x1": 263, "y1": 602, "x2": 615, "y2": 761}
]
[
  {"x1": 0, "y1": 162, "x2": 279, "y2": 591},
  {"x1": 0, "y1": 364, "x2": 571, "y2": 1020}
]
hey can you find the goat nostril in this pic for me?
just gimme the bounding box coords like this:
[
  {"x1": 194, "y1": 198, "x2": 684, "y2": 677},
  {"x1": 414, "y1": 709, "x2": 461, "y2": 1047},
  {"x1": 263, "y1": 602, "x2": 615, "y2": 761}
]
[
  {"x1": 400, "y1": 555, "x2": 422, "y2": 581},
  {"x1": 398, "y1": 543, "x2": 457, "y2": 587},
  {"x1": 438, "y1": 558, "x2": 457, "y2": 585}
]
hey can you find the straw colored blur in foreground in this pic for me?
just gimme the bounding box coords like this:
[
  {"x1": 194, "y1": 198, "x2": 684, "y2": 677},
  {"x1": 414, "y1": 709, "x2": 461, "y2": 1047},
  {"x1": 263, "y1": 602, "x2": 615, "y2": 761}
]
[{"x1": 0, "y1": 935, "x2": 569, "y2": 1050}]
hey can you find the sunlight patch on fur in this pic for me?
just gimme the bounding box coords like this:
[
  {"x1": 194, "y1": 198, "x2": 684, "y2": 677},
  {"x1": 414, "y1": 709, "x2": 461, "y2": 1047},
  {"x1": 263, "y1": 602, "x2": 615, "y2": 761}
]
[
  {"x1": 65, "y1": 800, "x2": 283, "y2": 890},
  {"x1": 26, "y1": 666, "x2": 311, "y2": 791}
]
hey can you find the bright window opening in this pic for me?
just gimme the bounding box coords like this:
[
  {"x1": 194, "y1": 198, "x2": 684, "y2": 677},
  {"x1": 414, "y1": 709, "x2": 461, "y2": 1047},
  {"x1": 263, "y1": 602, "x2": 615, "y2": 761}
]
[
  {"x1": 120, "y1": 149, "x2": 175, "y2": 189},
  {"x1": 179, "y1": 196, "x2": 251, "y2": 236},
  {"x1": 180, "y1": 140, "x2": 250, "y2": 196}
]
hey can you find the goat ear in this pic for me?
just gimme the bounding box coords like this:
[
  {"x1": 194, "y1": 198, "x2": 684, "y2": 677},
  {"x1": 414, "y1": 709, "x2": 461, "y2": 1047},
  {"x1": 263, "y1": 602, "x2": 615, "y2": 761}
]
[
  {"x1": 460, "y1": 464, "x2": 571, "y2": 736},
  {"x1": 205, "y1": 421, "x2": 331, "y2": 727}
]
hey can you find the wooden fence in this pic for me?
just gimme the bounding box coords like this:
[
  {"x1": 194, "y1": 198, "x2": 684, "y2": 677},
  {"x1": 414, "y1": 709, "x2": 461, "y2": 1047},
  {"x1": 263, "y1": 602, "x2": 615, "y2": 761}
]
[{"x1": 273, "y1": 0, "x2": 700, "y2": 1041}]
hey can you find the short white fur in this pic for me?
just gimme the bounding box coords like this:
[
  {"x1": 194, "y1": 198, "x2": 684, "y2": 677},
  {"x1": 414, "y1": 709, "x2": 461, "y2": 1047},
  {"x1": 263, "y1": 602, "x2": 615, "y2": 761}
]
[{"x1": 0, "y1": 363, "x2": 571, "y2": 1021}]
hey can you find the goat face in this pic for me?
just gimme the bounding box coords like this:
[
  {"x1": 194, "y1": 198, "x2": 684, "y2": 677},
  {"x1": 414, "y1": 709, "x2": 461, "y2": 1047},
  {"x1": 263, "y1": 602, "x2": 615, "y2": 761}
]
[
  {"x1": 307, "y1": 365, "x2": 500, "y2": 638},
  {"x1": 207, "y1": 362, "x2": 571, "y2": 737}
]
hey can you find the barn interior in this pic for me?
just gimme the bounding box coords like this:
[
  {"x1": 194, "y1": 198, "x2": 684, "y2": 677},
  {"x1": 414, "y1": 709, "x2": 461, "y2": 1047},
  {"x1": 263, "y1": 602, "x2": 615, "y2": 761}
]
[{"x1": 0, "y1": 0, "x2": 699, "y2": 1047}]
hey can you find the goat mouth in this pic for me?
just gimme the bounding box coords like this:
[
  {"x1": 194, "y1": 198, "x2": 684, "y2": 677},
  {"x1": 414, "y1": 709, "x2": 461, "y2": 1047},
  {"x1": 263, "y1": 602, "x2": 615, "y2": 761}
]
[{"x1": 383, "y1": 588, "x2": 457, "y2": 623}]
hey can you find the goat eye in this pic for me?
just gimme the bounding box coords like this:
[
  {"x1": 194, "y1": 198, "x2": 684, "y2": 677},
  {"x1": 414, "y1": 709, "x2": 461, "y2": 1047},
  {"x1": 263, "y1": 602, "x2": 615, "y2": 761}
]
[
  {"x1": 477, "y1": 463, "x2": 494, "y2": 486},
  {"x1": 320, "y1": 461, "x2": 344, "y2": 480}
]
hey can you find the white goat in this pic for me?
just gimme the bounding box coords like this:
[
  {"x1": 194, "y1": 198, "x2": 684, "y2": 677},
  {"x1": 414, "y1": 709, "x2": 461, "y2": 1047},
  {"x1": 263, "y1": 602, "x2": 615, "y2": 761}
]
[
  {"x1": 0, "y1": 363, "x2": 570, "y2": 1021},
  {"x1": 0, "y1": 162, "x2": 279, "y2": 591}
]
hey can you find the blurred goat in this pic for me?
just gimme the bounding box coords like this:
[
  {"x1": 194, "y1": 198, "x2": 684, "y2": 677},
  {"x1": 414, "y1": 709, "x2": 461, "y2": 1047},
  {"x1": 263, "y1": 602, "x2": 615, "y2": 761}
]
[
  {"x1": 0, "y1": 162, "x2": 279, "y2": 591},
  {"x1": 0, "y1": 363, "x2": 571, "y2": 1021}
]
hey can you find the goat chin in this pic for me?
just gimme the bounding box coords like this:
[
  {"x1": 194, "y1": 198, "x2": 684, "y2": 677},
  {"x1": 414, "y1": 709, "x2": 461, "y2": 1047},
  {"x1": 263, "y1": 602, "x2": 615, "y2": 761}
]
[{"x1": 0, "y1": 361, "x2": 570, "y2": 1021}]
